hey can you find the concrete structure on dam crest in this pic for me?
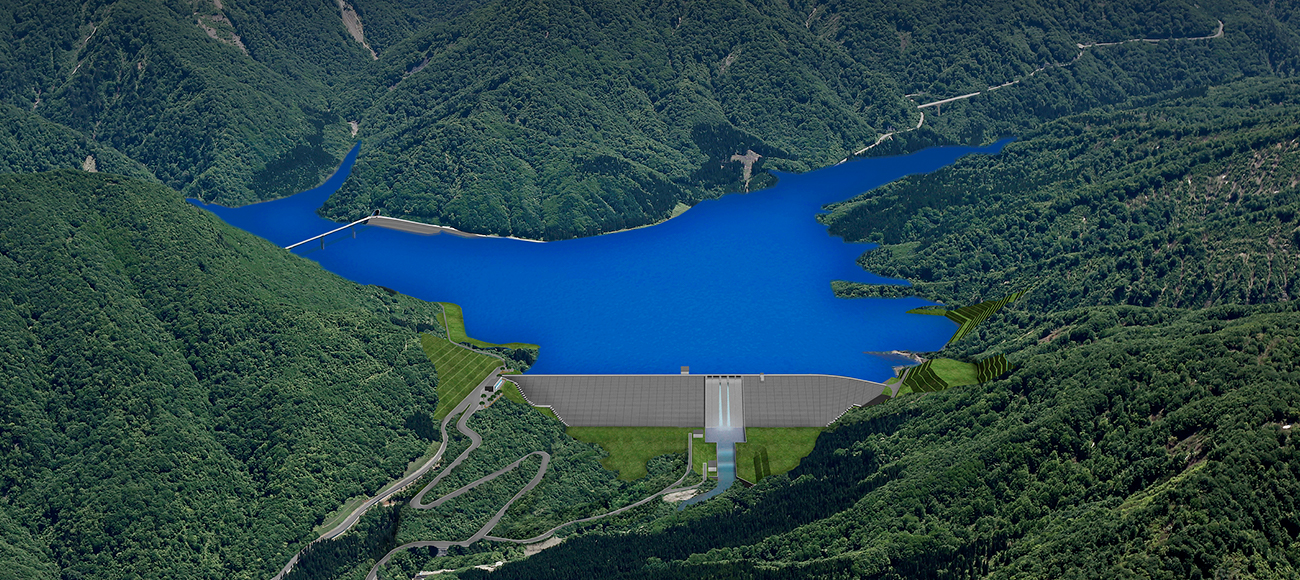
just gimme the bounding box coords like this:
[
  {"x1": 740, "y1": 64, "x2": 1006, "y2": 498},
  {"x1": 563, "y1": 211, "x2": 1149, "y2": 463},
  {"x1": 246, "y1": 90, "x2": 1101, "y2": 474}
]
[{"x1": 504, "y1": 373, "x2": 890, "y2": 428}]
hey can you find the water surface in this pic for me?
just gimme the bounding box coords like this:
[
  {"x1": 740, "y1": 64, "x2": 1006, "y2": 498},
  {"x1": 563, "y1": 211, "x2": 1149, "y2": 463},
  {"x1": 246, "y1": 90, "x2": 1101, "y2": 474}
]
[{"x1": 194, "y1": 141, "x2": 1008, "y2": 380}]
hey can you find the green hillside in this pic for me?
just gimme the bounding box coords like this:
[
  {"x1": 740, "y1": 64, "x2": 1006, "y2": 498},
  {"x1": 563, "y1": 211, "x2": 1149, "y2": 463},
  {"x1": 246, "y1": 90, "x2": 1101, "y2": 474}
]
[
  {"x1": 319, "y1": 0, "x2": 1295, "y2": 239},
  {"x1": 0, "y1": 170, "x2": 448, "y2": 579},
  {"x1": 0, "y1": 0, "x2": 362, "y2": 205},
  {"x1": 0, "y1": 103, "x2": 155, "y2": 179},
  {"x1": 8, "y1": 0, "x2": 1296, "y2": 239},
  {"x1": 824, "y1": 77, "x2": 1300, "y2": 319},
  {"x1": 430, "y1": 75, "x2": 1300, "y2": 580}
]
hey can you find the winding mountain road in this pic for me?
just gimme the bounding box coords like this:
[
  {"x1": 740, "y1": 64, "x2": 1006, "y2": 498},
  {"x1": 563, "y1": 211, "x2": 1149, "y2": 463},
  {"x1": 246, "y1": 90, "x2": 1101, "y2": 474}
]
[
  {"x1": 363, "y1": 382, "x2": 705, "y2": 579},
  {"x1": 845, "y1": 20, "x2": 1225, "y2": 161},
  {"x1": 270, "y1": 367, "x2": 504, "y2": 580},
  {"x1": 272, "y1": 359, "x2": 705, "y2": 580},
  {"x1": 913, "y1": 20, "x2": 1224, "y2": 110},
  {"x1": 326, "y1": 369, "x2": 505, "y2": 540}
]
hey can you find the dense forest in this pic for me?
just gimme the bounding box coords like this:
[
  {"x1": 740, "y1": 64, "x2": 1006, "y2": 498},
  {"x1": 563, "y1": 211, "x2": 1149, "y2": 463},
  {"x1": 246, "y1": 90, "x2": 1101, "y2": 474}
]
[
  {"x1": 322, "y1": 0, "x2": 1296, "y2": 239},
  {"x1": 822, "y1": 78, "x2": 1300, "y2": 321},
  {"x1": 0, "y1": 171, "x2": 452, "y2": 579},
  {"x1": 0, "y1": 102, "x2": 155, "y2": 179},
  {"x1": 5, "y1": 0, "x2": 1298, "y2": 238},
  {"x1": 447, "y1": 76, "x2": 1300, "y2": 579},
  {"x1": 0, "y1": 0, "x2": 365, "y2": 204},
  {"x1": 2, "y1": 1, "x2": 1300, "y2": 579}
]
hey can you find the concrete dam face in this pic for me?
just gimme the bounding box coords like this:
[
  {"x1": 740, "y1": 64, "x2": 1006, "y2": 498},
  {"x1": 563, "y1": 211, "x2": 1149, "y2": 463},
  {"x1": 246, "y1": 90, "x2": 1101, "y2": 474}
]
[{"x1": 505, "y1": 374, "x2": 890, "y2": 428}]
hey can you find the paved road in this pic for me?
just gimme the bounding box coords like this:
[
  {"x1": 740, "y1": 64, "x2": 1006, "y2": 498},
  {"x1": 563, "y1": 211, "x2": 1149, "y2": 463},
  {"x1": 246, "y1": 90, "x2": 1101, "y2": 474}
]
[
  {"x1": 891, "y1": 20, "x2": 1226, "y2": 136},
  {"x1": 418, "y1": 451, "x2": 551, "y2": 511},
  {"x1": 851, "y1": 17, "x2": 1220, "y2": 160},
  {"x1": 1077, "y1": 19, "x2": 1222, "y2": 48},
  {"x1": 917, "y1": 91, "x2": 982, "y2": 109},
  {"x1": 363, "y1": 413, "x2": 705, "y2": 579},
  {"x1": 486, "y1": 464, "x2": 705, "y2": 544},
  {"x1": 326, "y1": 368, "x2": 504, "y2": 539},
  {"x1": 270, "y1": 367, "x2": 503, "y2": 580},
  {"x1": 366, "y1": 455, "x2": 704, "y2": 580},
  {"x1": 277, "y1": 357, "x2": 704, "y2": 580}
]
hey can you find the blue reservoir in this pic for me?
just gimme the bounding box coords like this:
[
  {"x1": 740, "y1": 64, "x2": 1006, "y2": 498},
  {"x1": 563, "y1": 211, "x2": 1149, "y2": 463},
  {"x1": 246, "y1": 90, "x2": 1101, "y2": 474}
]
[{"x1": 193, "y1": 141, "x2": 1008, "y2": 381}]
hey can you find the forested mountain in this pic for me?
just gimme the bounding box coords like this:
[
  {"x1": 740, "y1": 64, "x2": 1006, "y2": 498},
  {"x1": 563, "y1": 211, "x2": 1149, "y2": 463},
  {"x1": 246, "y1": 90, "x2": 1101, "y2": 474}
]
[
  {"x1": 324, "y1": 0, "x2": 1295, "y2": 239},
  {"x1": 450, "y1": 76, "x2": 1300, "y2": 580},
  {"x1": 823, "y1": 78, "x2": 1300, "y2": 319},
  {"x1": 0, "y1": 171, "x2": 451, "y2": 579},
  {"x1": 3, "y1": 1, "x2": 1300, "y2": 579},
  {"x1": 5, "y1": 0, "x2": 1298, "y2": 238},
  {"x1": 0, "y1": 0, "x2": 367, "y2": 203},
  {"x1": 0, "y1": 102, "x2": 154, "y2": 179}
]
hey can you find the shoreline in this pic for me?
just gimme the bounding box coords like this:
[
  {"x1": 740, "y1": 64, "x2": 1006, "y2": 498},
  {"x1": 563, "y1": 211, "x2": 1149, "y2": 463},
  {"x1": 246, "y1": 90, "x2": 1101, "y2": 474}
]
[
  {"x1": 865, "y1": 350, "x2": 928, "y2": 364},
  {"x1": 363, "y1": 215, "x2": 545, "y2": 243},
  {"x1": 358, "y1": 202, "x2": 696, "y2": 244}
]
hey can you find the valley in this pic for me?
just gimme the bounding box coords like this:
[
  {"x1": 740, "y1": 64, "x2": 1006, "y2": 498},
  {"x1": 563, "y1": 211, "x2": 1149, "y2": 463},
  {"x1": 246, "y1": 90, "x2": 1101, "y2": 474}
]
[{"x1": 1, "y1": 1, "x2": 1299, "y2": 579}]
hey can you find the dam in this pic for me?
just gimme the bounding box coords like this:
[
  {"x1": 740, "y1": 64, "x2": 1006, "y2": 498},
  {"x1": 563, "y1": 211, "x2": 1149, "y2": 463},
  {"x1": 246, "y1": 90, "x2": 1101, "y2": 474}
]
[
  {"x1": 503, "y1": 373, "x2": 890, "y2": 428},
  {"x1": 506, "y1": 372, "x2": 891, "y2": 503}
]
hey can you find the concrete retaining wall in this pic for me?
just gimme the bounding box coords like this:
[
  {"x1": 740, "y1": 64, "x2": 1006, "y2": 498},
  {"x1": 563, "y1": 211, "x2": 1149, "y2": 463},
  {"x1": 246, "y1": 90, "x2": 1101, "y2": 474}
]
[
  {"x1": 507, "y1": 375, "x2": 703, "y2": 427},
  {"x1": 742, "y1": 374, "x2": 888, "y2": 427}
]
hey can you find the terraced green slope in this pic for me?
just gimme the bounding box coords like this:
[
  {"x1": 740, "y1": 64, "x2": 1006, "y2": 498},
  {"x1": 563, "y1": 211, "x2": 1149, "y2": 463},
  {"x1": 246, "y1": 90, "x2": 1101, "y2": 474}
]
[
  {"x1": 457, "y1": 76, "x2": 1300, "y2": 580},
  {"x1": 421, "y1": 335, "x2": 503, "y2": 420}
]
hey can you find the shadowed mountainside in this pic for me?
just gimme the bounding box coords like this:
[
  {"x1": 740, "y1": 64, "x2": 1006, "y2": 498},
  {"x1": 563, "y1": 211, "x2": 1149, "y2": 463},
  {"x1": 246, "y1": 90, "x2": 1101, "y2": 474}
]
[{"x1": 0, "y1": 170, "x2": 447, "y2": 579}]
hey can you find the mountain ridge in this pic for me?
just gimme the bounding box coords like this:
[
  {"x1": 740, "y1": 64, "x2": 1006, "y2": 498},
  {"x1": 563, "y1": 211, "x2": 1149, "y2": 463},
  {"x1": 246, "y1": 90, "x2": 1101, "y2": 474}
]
[
  {"x1": 7, "y1": 0, "x2": 1296, "y2": 239},
  {"x1": 0, "y1": 169, "x2": 451, "y2": 579}
]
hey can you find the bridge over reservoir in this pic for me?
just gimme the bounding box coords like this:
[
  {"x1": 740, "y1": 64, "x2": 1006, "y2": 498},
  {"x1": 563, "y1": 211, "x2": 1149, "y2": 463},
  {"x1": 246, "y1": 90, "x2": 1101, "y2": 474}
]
[{"x1": 504, "y1": 373, "x2": 890, "y2": 428}]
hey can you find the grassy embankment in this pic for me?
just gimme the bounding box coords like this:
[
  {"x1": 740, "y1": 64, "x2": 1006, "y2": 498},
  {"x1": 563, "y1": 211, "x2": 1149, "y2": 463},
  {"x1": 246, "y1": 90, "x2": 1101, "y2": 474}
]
[
  {"x1": 434, "y1": 302, "x2": 552, "y2": 417},
  {"x1": 312, "y1": 496, "x2": 368, "y2": 536},
  {"x1": 735, "y1": 428, "x2": 825, "y2": 483},
  {"x1": 569, "y1": 426, "x2": 826, "y2": 483},
  {"x1": 420, "y1": 335, "x2": 503, "y2": 421},
  {"x1": 891, "y1": 358, "x2": 982, "y2": 397},
  {"x1": 566, "y1": 427, "x2": 716, "y2": 480},
  {"x1": 439, "y1": 302, "x2": 539, "y2": 350},
  {"x1": 929, "y1": 358, "x2": 980, "y2": 385},
  {"x1": 886, "y1": 293, "x2": 1026, "y2": 396},
  {"x1": 500, "y1": 381, "x2": 558, "y2": 420}
]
